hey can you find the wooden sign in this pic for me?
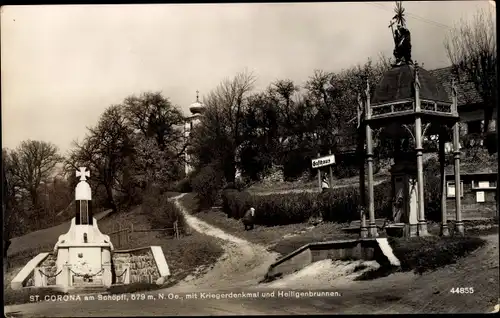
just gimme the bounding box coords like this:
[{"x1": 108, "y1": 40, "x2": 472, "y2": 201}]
[{"x1": 311, "y1": 154, "x2": 336, "y2": 169}]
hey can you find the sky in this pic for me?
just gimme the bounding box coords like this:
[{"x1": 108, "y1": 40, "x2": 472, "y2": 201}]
[{"x1": 1, "y1": 1, "x2": 495, "y2": 155}]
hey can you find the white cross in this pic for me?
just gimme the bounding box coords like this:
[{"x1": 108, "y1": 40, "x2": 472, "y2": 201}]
[{"x1": 76, "y1": 167, "x2": 90, "y2": 181}]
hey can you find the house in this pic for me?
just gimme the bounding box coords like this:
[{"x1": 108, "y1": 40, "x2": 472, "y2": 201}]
[
  {"x1": 428, "y1": 66, "x2": 497, "y2": 144},
  {"x1": 429, "y1": 66, "x2": 498, "y2": 220},
  {"x1": 445, "y1": 162, "x2": 497, "y2": 220}
]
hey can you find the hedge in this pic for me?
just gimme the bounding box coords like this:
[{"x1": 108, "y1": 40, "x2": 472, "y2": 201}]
[{"x1": 221, "y1": 181, "x2": 393, "y2": 226}]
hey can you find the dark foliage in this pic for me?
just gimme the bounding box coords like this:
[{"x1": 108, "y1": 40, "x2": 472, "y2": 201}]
[
  {"x1": 191, "y1": 165, "x2": 224, "y2": 211},
  {"x1": 221, "y1": 181, "x2": 393, "y2": 226},
  {"x1": 142, "y1": 187, "x2": 187, "y2": 235},
  {"x1": 388, "y1": 236, "x2": 486, "y2": 274}
]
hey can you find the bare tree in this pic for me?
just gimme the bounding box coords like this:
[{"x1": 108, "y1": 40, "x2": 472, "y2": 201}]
[
  {"x1": 189, "y1": 70, "x2": 256, "y2": 183},
  {"x1": 444, "y1": 8, "x2": 497, "y2": 135},
  {"x1": 9, "y1": 140, "x2": 63, "y2": 210}
]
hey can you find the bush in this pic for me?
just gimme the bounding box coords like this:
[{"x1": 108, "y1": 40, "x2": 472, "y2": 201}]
[
  {"x1": 221, "y1": 181, "x2": 393, "y2": 226},
  {"x1": 142, "y1": 187, "x2": 187, "y2": 235},
  {"x1": 174, "y1": 178, "x2": 192, "y2": 193},
  {"x1": 388, "y1": 236, "x2": 486, "y2": 274},
  {"x1": 191, "y1": 165, "x2": 224, "y2": 211},
  {"x1": 222, "y1": 189, "x2": 253, "y2": 219}
]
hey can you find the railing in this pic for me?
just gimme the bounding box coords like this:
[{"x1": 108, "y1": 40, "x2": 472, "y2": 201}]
[
  {"x1": 369, "y1": 99, "x2": 455, "y2": 119},
  {"x1": 371, "y1": 100, "x2": 414, "y2": 117},
  {"x1": 109, "y1": 220, "x2": 184, "y2": 249}
]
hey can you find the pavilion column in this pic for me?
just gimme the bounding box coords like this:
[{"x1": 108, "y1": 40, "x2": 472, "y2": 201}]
[
  {"x1": 414, "y1": 66, "x2": 428, "y2": 236},
  {"x1": 357, "y1": 94, "x2": 368, "y2": 238},
  {"x1": 450, "y1": 79, "x2": 464, "y2": 235},
  {"x1": 439, "y1": 129, "x2": 450, "y2": 236},
  {"x1": 363, "y1": 83, "x2": 377, "y2": 238},
  {"x1": 453, "y1": 122, "x2": 465, "y2": 235},
  {"x1": 358, "y1": 129, "x2": 368, "y2": 238}
]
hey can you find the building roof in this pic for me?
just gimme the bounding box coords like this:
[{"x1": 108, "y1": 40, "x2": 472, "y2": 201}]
[
  {"x1": 371, "y1": 64, "x2": 451, "y2": 105},
  {"x1": 428, "y1": 66, "x2": 483, "y2": 107}
]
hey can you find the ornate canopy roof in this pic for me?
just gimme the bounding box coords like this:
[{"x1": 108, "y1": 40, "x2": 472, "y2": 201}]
[{"x1": 371, "y1": 64, "x2": 451, "y2": 105}]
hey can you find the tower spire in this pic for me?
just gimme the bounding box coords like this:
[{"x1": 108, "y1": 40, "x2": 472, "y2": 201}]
[{"x1": 196, "y1": 90, "x2": 199, "y2": 102}]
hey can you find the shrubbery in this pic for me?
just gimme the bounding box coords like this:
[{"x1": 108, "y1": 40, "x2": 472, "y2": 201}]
[
  {"x1": 174, "y1": 177, "x2": 193, "y2": 193},
  {"x1": 191, "y1": 165, "x2": 224, "y2": 211},
  {"x1": 389, "y1": 236, "x2": 486, "y2": 274},
  {"x1": 142, "y1": 186, "x2": 187, "y2": 235},
  {"x1": 221, "y1": 181, "x2": 393, "y2": 226}
]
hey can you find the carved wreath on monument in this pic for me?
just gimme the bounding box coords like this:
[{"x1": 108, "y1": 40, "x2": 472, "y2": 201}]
[{"x1": 71, "y1": 254, "x2": 103, "y2": 281}]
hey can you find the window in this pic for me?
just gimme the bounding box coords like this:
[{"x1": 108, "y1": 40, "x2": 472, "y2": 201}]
[
  {"x1": 446, "y1": 181, "x2": 464, "y2": 198},
  {"x1": 476, "y1": 191, "x2": 485, "y2": 203},
  {"x1": 472, "y1": 180, "x2": 496, "y2": 189},
  {"x1": 80, "y1": 201, "x2": 89, "y2": 225}
]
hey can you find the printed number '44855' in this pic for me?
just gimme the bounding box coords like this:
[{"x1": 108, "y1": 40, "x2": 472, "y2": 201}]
[{"x1": 450, "y1": 287, "x2": 474, "y2": 294}]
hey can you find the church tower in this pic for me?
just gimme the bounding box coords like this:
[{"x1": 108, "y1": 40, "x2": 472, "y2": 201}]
[{"x1": 184, "y1": 91, "x2": 206, "y2": 176}]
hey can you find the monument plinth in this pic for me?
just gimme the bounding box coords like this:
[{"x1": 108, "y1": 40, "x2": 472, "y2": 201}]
[
  {"x1": 389, "y1": 158, "x2": 419, "y2": 237},
  {"x1": 12, "y1": 167, "x2": 172, "y2": 291},
  {"x1": 53, "y1": 167, "x2": 113, "y2": 288}
]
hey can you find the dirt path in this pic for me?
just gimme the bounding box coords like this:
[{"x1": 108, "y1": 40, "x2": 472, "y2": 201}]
[{"x1": 168, "y1": 194, "x2": 280, "y2": 291}]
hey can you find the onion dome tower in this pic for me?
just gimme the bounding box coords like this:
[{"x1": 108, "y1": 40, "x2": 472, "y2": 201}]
[
  {"x1": 184, "y1": 91, "x2": 206, "y2": 176},
  {"x1": 189, "y1": 90, "x2": 206, "y2": 117}
]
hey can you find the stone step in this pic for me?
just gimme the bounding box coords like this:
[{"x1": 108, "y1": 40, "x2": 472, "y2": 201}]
[{"x1": 67, "y1": 286, "x2": 109, "y2": 295}]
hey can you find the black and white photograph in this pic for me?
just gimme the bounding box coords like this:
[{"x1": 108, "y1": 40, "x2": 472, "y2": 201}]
[{"x1": 2, "y1": 1, "x2": 499, "y2": 316}]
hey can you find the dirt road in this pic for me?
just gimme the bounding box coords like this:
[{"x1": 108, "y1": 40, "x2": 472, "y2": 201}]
[
  {"x1": 169, "y1": 194, "x2": 280, "y2": 291},
  {"x1": 4, "y1": 195, "x2": 498, "y2": 316}
]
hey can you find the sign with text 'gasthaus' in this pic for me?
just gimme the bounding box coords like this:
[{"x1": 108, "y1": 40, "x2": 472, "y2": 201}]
[{"x1": 311, "y1": 154, "x2": 336, "y2": 168}]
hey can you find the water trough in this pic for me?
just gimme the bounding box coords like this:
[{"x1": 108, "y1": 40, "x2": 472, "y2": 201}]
[{"x1": 265, "y1": 238, "x2": 400, "y2": 280}]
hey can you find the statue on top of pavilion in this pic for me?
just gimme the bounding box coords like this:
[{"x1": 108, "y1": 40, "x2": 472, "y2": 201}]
[{"x1": 389, "y1": 1, "x2": 413, "y2": 66}]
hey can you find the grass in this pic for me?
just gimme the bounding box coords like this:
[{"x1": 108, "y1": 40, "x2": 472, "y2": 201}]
[
  {"x1": 247, "y1": 171, "x2": 390, "y2": 193},
  {"x1": 180, "y1": 192, "x2": 359, "y2": 254},
  {"x1": 184, "y1": 191, "x2": 495, "y2": 283},
  {"x1": 389, "y1": 235, "x2": 487, "y2": 274},
  {"x1": 4, "y1": 191, "x2": 223, "y2": 306},
  {"x1": 3, "y1": 286, "x2": 69, "y2": 306}
]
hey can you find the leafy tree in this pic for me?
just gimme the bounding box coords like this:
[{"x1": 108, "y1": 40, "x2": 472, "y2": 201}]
[
  {"x1": 66, "y1": 105, "x2": 134, "y2": 212},
  {"x1": 2, "y1": 149, "x2": 24, "y2": 240},
  {"x1": 121, "y1": 92, "x2": 186, "y2": 194},
  {"x1": 9, "y1": 140, "x2": 63, "y2": 210},
  {"x1": 239, "y1": 92, "x2": 281, "y2": 180},
  {"x1": 121, "y1": 91, "x2": 186, "y2": 152}
]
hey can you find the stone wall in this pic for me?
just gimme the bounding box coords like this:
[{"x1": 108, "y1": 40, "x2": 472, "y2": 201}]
[
  {"x1": 38, "y1": 253, "x2": 58, "y2": 285},
  {"x1": 112, "y1": 248, "x2": 161, "y2": 284},
  {"x1": 23, "y1": 253, "x2": 57, "y2": 287}
]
